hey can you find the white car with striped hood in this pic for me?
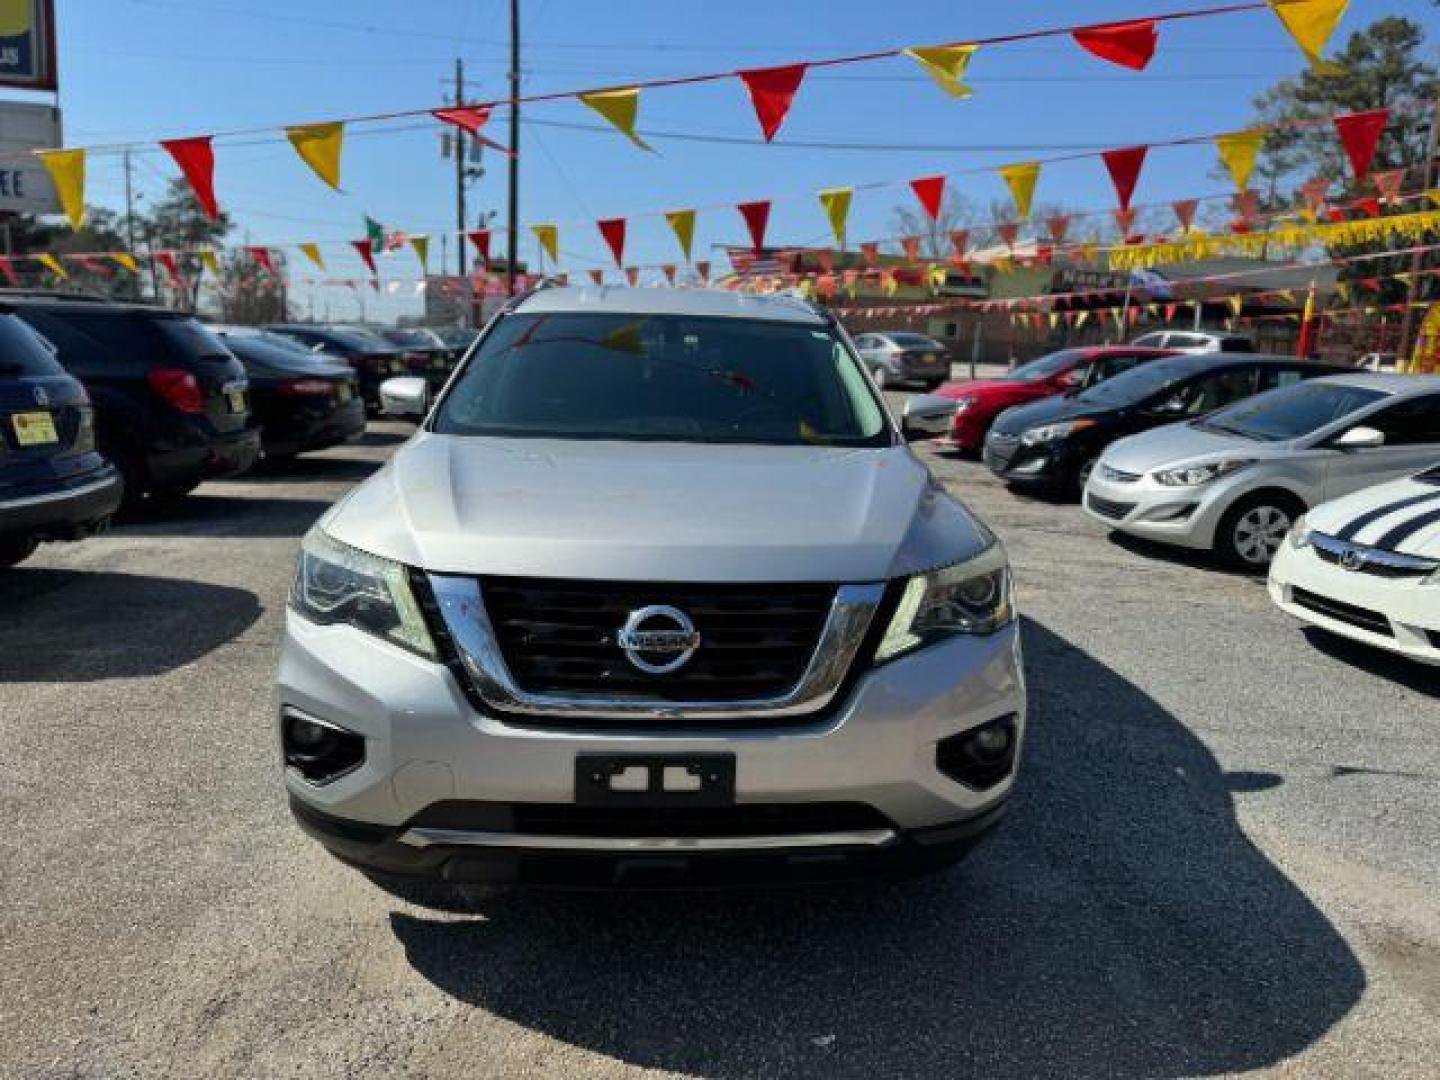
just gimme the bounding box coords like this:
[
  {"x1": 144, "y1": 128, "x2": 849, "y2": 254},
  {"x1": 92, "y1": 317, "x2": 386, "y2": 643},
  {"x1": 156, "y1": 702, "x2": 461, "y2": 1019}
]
[{"x1": 1269, "y1": 464, "x2": 1440, "y2": 665}]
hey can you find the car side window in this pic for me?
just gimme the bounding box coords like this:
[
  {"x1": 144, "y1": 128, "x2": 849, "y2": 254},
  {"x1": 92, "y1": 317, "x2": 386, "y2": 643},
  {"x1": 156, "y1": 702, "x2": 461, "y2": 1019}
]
[
  {"x1": 853, "y1": 335, "x2": 874, "y2": 350},
  {"x1": 1150, "y1": 367, "x2": 1257, "y2": 416},
  {"x1": 1257, "y1": 367, "x2": 1305, "y2": 392},
  {"x1": 1364, "y1": 394, "x2": 1440, "y2": 446},
  {"x1": 1091, "y1": 352, "x2": 1147, "y2": 383}
]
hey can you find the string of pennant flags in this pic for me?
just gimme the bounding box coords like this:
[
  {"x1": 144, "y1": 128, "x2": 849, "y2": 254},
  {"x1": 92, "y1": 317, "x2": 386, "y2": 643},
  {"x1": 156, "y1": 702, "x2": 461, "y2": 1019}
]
[{"x1": 26, "y1": 0, "x2": 1353, "y2": 242}]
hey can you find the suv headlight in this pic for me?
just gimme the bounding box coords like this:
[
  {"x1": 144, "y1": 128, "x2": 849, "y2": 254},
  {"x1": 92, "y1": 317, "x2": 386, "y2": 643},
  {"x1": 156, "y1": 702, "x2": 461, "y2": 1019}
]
[
  {"x1": 1153, "y1": 458, "x2": 1254, "y2": 487},
  {"x1": 1021, "y1": 419, "x2": 1094, "y2": 446},
  {"x1": 875, "y1": 544, "x2": 1013, "y2": 664},
  {"x1": 290, "y1": 526, "x2": 436, "y2": 658},
  {"x1": 1288, "y1": 514, "x2": 1313, "y2": 550}
]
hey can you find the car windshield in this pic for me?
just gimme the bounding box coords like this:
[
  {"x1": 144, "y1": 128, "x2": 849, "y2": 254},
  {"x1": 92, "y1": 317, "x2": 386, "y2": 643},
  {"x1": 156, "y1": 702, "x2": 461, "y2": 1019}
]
[
  {"x1": 1194, "y1": 382, "x2": 1389, "y2": 442},
  {"x1": 432, "y1": 312, "x2": 889, "y2": 446},
  {"x1": 886, "y1": 333, "x2": 941, "y2": 349},
  {"x1": 381, "y1": 328, "x2": 433, "y2": 347},
  {"x1": 1076, "y1": 357, "x2": 1204, "y2": 406},
  {"x1": 1009, "y1": 350, "x2": 1084, "y2": 383}
]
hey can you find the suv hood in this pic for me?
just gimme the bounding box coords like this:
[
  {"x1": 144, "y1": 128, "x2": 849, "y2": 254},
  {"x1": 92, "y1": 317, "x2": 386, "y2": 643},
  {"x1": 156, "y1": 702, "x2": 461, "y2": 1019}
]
[{"x1": 322, "y1": 433, "x2": 989, "y2": 582}]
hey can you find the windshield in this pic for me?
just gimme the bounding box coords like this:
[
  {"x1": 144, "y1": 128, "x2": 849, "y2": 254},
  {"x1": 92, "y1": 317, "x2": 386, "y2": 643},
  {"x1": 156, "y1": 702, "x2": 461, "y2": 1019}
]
[
  {"x1": 1195, "y1": 382, "x2": 1388, "y2": 442},
  {"x1": 1077, "y1": 357, "x2": 1203, "y2": 406},
  {"x1": 382, "y1": 328, "x2": 433, "y2": 347},
  {"x1": 886, "y1": 333, "x2": 941, "y2": 349},
  {"x1": 1010, "y1": 350, "x2": 1084, "y2": 383},
  {"x1": 432, "y1": 312, "x2": 890, "y2": 446}
]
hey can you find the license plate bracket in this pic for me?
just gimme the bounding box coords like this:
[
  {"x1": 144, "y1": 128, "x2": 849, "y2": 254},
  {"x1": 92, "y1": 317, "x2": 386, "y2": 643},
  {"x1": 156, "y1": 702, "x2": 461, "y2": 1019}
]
[{"x1": 576, "y1": 754, "x2": 736, "y2": 807}]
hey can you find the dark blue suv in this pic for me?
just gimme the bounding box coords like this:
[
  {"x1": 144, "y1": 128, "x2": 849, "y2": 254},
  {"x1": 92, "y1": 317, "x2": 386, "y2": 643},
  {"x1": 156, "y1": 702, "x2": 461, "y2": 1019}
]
[{"x1": 0, "y1": 310, "x2": 122, "y2": 568}]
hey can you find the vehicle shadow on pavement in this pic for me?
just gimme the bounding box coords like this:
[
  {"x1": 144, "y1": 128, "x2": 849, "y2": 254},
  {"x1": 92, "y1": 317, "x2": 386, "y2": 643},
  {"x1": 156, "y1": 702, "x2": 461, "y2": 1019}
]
[
  {"x1": 385, "y1": 618, "x2": 1364, "y2": 1079},
  {"x1": 111, "y1": 495, "x2": 336, "y2": 539},
  {"x1": 0, "y1": 569, "x2": 260, "y2": 682},
  {"x1": 1301, "y1": 627, "x2": 1440, "y2": 699}
]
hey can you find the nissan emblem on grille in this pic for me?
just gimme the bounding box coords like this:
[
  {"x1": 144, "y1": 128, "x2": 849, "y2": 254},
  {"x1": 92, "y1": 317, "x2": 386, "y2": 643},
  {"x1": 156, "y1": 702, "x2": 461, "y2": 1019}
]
[{"x1": 616, "y1": 605, "x2": 702, "y2": 674}]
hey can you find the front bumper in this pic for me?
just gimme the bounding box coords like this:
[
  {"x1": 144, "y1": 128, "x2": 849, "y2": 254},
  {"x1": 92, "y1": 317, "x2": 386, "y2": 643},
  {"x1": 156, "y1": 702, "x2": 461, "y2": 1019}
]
[
  {"x1": 1269, "y1": 542, "x2": 1440, "y2": 665},
  {"x1": 1081, "y1": 470, "x2": 1239, "y2": 551},
  {"x1": 278, "y1": 610, "x2": 1026, "y2": 885},
  {"x1": 983, "y1": 431, "x2": 1084, "y2": 486}
]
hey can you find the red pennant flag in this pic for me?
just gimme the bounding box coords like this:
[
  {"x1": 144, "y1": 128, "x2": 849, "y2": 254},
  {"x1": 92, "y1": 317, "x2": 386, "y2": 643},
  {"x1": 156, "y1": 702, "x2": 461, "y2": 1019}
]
[
  {"x1": 1230, "y1": 217, "x2": 1252, "y2": 235},
  {"x1": 1114, "y1": 207, "x2": 1138, "y2": 238},
  {"x1": 1232, "y1": 189, "x2": 1260, "y2": 220},
  {"x1": 1073, "y1": 19, "x2": 1158, "y2": 71},
  {"x1": 624, "y1": 266, "x2": 639, "y2": 287},
  {"x1": 432, "y1": 105, "x2": 513, "y2": 155},
  {"x1": 1171, "y1": 198, "x2": 1199, "y2": 233},
  {"x1": 901, "y1": 236, "x2": 922, "y2": 264},
  {"x1": 160, "y1": 136, "x2": 220, "y2": 221},
  {"x1": 1046, "y1": 216, "x2": 1071, "y2": 245},
  {"x1": 154, "y1": 251, "x2": 184, "y2": 287},
  {"x1": 351, "y1": 239, "x2": 378, "y2": 277},
  {"x1": 597, "y1": 217, "x2": 626, "y2": 267},
  {"x1": 0, "y1": 256, "x2": 17, "y2": 285},
  {"x1": 1164, "y1": 303, "x2": 1178, "y2": 322},
  {"x1": 909, "y1": 175, "x2": 946, "y2": 221},
  {"x1": 1372, "y1": 167, "x2": 1406, "y2": 202},
  {"x1": 737, "y1": 200, "x2": 771, "y2": 252},
  {"x1": 816, "y1": 249, "x2": 835, "y2": 273},
  {"x1": 467, "y1": 230, "x2": 492, "y2": 267},
  {"x1": 860, "y1": 241, "x2": 879, "y2": 268},
  {"x1": 588, "y1": 268, "x2": 604, "y2": 286},
  {"x1": 737, "y1": 64, "x2": 807, "y2": 142},
  {"x1": 948, "y1": 230, "x2": 969, "y2": 258},
  {"x1": 1333, "y1": 109, "x2": 1390, "y2": 183},
  {"x1": 1102, "y1": 145, "x2": 1147, "y2": 212},
  {"x1": 662, "y1": 264, "x2": 676, "y2": 285},
  {"x1": 696, "y1": 260, "x2": 710, "y2": 284},
  {"x1": 1356, "y1": 197, "x2": 1382, "y2": 219},
  {"x1": 997, "y1": 222, "x2": 1020, "y2": 249},
  {"x1": 74, "y1": 255, "x2": 114, "y2": 277},
  {"x1": 1327, "y1": 207, "x2": 1348, "y2": 223},
  {"x1": 1301, "y1": 177, "x2": 1331, "y2": 212},
  {"x1": 245, "y1": 246, "x2": 276, "y2": 276}
]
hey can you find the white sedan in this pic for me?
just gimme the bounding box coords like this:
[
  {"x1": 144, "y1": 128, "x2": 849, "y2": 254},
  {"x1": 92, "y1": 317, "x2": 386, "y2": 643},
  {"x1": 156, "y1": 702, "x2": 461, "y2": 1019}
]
[{"x1": 1269, "y1": 468, "x2": 1440, "y2": 665}]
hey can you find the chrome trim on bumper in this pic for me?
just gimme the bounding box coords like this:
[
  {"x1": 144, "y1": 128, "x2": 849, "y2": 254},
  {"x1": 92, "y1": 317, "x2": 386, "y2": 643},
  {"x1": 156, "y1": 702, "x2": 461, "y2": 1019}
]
[
  {"x1": 427, "y1": 574, "x2": 887, "y2": 721},
  {"x1": 397, "y1": 826, "x2": 898, "y2": 851},
  {"x1": 1312, "y1": 531, "x2": 1440, "y2": 575},
  {"x1": 0, "y1": 473, "x2": 118, "y2": 512}
]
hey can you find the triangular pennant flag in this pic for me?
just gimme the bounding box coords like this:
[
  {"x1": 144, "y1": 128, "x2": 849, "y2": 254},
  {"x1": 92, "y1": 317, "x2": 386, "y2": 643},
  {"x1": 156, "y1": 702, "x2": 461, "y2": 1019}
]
[
  {"x1": 467, "y1": 230, "x2": 492, "y2": 266},
  {"x1": 1270, "y1": 0, "x2": 1349, "y2": 72},
  {"x1": 817, "y1": 188, "x2": 852, "y2": 245},
  {"x1": 1334, "y1": 109, "x2": 1390, "y2": 182},
  {"x1": 1073, "y1": 19, "x2": 1159, "y2": 71},
  {"x1": 286, "y1": 122, "x2": 344, "y2": 190},
  {"x1": 246, "y1": 246, "x2": 276, "y2": 276},
  {"x1": 579, "y1": 88, "x2": 653, "y2": 151},
  {"x1": 364, "y1": 216, "x2": 385, "y2": 253},
  {"x1": 696, "y1": 260, "x2": 710, "y2": 284},
  {"x1": 432, "y1": 105, "x2": 512, "y2": 154},
  {"x1": 1215, "y1": 130, "x2": 1265, "y2": 193},
  {"x1": 662, "y1": 264, "x2": 677, "y2": 286},
  {"x1": 36, "y1": 253, "x2": 67, "y2": 279},
  {"x1": 860, "y1": 241, "x2": 879, "y2": 268},
  {"x1": 351, "y1": 239, "x2": 378, "y2": 277},
  {"x1": 816, "y1": 249, "x2": 835, "y2": 273},
  {"x1": 903, "y1": 44, "x2": 978, "y2": 99},
  {"x1": 531, "y1": 223, "x2": 559, "y2": 263},
  {"x1": 299, "y1": 242, "x2": 325, "y2": 271},
  {"x1": 585, "y1": 268, "x2": 603, "y2": 286},
  {"x1": 901, "y1": 235, "x2": 922, "y2": 264},
  {"x1": 737, "y1": 64, "x2": 807, "y2": 142},
  {"x1": 410, "y1": 235, "x2": 430, "y2": 273},
  {"x1": 198, "y1": 249, "x2": 221, "y2": 277},
  {"x1": 154, "y1": 251, "x2": 184, "y2": 288},
  {"x1": 597, "y1": 218, "x2": 626, "y2": 267},
  {"x1": 1102, "y1": 146, "x2": 1147, "y2": 212},
  {"x1": 999, "y1": 162, "x2": 1040, "y2": 218},
  {"x1": 624, "y1": 266, "x2": 639, "y2": 288},
  {"x1": 160, "y1": 136, "x2": 219, "y2": 221},
  {"x1": 37, "y1": 149, "x2": 86, "y2": 231},
  {"x1": 910, "y1": 175, "x2": 946, "y2": 220},
  {"x1": 111, "y1": 252, "x2": 138, "y2": 273},
  {"x1": 1233, "y1": 189, "x2": 1260, "y2": 220},
  {"x1": 949, "y1": 230, "x2": 969, "y2": 258},
  {"x1": 0, "y1": 256, "x2": 16, "y2": 285},
  {"x1": 1372, "y1": 167, "x2": 1406, "y2": 202},
  {"x1": 664, "y1": 209, "x2": 696, "y2": 262},
  {"x1": 1114, "y1": 207, "x2": 1138, "y2": 238},
  {"x1": 997, "y1": 222, "x2": 1020, "y2": 249},
  {"x1": 737, "y1": 200, "x2": 770, "y2": 252},
  {"x1": 1076, "y1": 311, "x2": 1091, "y2": 330},
  {"x1": 1172, "y1": 198, "x2": 1199, "y2": 233},
  {"x1": 1047, "y1": 216, "x2": 1071, "y2": 245},
  {"x1": 1164, "y1": 302, "x2": 1178, "y2": 321},
  {"x1": 1301, "y1": 177, "x2": 1331, "y2": 211}
]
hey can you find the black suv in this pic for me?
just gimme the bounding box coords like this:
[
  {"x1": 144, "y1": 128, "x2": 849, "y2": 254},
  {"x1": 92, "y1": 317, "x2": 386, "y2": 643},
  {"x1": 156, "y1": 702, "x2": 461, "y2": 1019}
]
[
  {"x1": 0, "y1": 309, "x2": 122, "y2": 566},
  {"x1": 10, "y1": 297, "x2": 261, "y2": 508}
]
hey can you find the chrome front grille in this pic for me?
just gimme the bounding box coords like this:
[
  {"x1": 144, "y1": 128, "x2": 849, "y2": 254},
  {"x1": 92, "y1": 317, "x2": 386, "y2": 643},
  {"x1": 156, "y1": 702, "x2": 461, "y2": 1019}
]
[{"x1": 1312, "y1": 533, "x2": 1440, "y2": 579}]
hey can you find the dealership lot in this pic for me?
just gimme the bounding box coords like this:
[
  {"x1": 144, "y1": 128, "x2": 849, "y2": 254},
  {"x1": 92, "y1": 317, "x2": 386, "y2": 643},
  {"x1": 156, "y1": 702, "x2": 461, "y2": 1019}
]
[{"x1": 2, "y1": 413, "x2": 1438, "y2": 1078}]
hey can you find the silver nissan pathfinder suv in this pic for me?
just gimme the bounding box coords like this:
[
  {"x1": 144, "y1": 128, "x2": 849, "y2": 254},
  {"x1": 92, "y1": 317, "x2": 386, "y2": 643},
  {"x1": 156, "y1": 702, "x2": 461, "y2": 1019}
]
[{"x1": 277, "y1": 287, "x2": 1025, "y2": 888}]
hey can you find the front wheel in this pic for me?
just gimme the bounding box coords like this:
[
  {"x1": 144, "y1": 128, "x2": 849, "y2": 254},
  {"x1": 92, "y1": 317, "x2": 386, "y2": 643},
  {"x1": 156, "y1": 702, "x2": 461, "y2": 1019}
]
[
  {"x1": 1216, "y1": 493, "x2": 1303, "y2": 570},
  {"x1": 0, "y1": 536, "x2": 39, "y2": 568}
]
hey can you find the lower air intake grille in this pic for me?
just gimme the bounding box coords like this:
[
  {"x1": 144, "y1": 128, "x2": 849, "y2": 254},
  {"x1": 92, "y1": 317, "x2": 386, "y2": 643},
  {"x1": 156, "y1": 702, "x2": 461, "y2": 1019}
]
[
  {"x1": 1087, "y1": 494, "x2": 1136, "y2": 521},
  {"x1": 1292, "y1": 587, "x2": 1393, "y2": 637}
]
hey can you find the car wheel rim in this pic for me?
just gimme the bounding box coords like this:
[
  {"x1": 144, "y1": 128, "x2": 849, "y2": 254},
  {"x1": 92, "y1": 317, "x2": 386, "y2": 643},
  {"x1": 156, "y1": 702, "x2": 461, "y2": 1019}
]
[{"x1": 1233, "y1": 506, "x2": 1291, "y2": 565}]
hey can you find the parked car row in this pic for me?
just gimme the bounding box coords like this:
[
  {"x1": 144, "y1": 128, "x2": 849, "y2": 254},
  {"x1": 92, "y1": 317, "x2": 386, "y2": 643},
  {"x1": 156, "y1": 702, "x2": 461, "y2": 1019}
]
[{"x1": 0, "y1": 294, "x2": 473, "y2": 568}]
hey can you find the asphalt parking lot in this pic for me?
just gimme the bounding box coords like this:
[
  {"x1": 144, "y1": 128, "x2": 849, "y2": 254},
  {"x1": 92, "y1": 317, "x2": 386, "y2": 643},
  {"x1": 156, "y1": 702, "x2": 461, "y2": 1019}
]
[{"x1": 2, "y1": 407, "x2": 1438, "y2": 1079}]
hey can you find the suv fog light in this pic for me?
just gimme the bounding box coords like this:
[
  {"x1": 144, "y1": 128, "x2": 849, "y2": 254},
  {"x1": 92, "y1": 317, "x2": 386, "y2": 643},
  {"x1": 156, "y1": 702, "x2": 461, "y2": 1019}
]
[
  {"x1": 937, "y1": 715, "x2": 1018, "y2": 790},
  {"x1": 282, "y1": 708, "x2": 364, "y2": 785}
]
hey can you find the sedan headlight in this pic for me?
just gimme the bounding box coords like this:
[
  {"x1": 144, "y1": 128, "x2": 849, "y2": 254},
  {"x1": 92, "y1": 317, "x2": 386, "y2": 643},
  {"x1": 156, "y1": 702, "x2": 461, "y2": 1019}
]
[
  {"x1": 875, "y1": 544, "x2": 1013, "y2": 664},
  {"x1": 290, "y1": 526, "x2": 436, "y2": 658},
  {"x1": 1153, "y1": 459, "x2": 1255, "y2": 487},
  {"x1": 1020, "y1": 419, "x2": 1095, "y2": 446},
  {"x1": 1288, "y1": 514, "x2": 1313, "y2": 550}
]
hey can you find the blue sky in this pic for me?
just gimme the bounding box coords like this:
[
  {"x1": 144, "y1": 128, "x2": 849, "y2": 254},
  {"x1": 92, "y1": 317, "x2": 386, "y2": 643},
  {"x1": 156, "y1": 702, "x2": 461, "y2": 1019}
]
[{"x1": 21, "y1": 0, "x2": 1440, "y2": 321}]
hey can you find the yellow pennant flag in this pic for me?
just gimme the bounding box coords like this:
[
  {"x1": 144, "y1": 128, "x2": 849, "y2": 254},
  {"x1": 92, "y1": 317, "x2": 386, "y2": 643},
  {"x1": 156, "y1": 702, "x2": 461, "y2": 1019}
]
[
  {"x1": 36, "y1": 253, "x2": 67, "y2": 279},
  {"x1": 999, "y1": 162, "x2": 1040, "y2": 219},
  {"x1": 1215, "y1": 130, "x2": 1265, "y2": 193},
  {"x1": 1269, "y1": 0, "x2": 1349, "y2": 72},
  {"x1": 882, "y1": 271, "x2": 899, "y2": 297},
  {"x1": 111, "y1": 252, "x2": 138, "y2": 273},
  {"x1": 198, "y1": 249, "x2": 220, "y2": 277},
  {"x1": 1076, "y1": 311, "x2": 1091, "y2": 330},
  {"x1": 904, "y1": 44, "x2": 978, "y2": 99},
  {"x1": 664, "y1": 210, "x2": 696, "y2": 263},
  {"x1": 816, "y1": 187, "x2": 852, "y2": 245},
  {"x1": 410, "y1": 234, "x2": 430, "y2": 273},
  {"x1": 37, "y1": 149, "x2": 86, "y2": 230},
  {"x1": 1228, "y1": 295, "x2": 1244, "y2": 317},
  {"x1": 299, "y1": 242, "x2": 325, "y2": 271},
  {"x1": 286, "y1": 122, "x2": 345, "y2": 190},
  {"x1": 578, "y1": 87, "x2": 653, "y2": 151},
  {"x1": 531, "y1": 223, "x2": 559, "y2": 263}
]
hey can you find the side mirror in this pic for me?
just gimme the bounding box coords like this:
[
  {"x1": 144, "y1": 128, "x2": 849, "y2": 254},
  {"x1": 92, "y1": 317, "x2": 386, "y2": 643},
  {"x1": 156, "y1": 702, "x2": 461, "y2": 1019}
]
[
  {"x1": 1335, "y1": 425, "x2": 1384, "y2": 450},
  {"x1": 380, "y1": 376, "x2": 430, "y2": 418}
]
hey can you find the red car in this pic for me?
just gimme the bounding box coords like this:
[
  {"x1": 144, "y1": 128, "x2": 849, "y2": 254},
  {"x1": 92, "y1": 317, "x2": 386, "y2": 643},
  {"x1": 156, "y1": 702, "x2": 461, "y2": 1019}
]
[{"x1": 903, "y1": 346, "x2": 1177, "y2": 453}]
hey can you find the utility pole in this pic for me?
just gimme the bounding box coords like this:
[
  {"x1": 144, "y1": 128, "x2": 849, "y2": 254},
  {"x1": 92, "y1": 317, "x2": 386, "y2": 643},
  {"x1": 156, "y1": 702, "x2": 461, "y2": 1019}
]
[
  {"x1": 454, "y1": 57, "x2": 467, "y2": 284},
  {"x1": 122, "y1": 150, "x2": 143, "y2": 301},
  {"x1": 1396, "y1": 93, "x2": 1440, "y2": 370},
  {"x1": 506, "y1": 0, "x2": 520, "y2": 296}
]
